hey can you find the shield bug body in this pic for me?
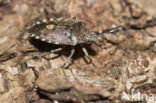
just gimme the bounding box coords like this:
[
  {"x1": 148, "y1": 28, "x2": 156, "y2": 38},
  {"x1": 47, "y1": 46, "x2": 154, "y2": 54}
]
[{"x1": 20, "y1": 16, "x2": 126, "y2": 67}]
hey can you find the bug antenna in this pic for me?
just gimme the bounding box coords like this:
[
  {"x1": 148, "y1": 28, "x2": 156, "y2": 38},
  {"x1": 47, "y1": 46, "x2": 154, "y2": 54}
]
[{"x1": 95, "y1": 25, "x2": 129, "y2": 38}]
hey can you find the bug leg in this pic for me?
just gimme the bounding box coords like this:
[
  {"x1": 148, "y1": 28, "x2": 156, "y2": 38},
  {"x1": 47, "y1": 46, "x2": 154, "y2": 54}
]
[
  {"x1": 17, "y1": 29, "x2": 27, "y2": 42},
  {"x1": 73, "y1": 17, "x2": 78, "y2": 22},
  {"x1": 81, "y1": 46, "x2": 96, "y2": 67},
  {"x1": 40, "y1": 47, "x2": 64, "y2": 58},
  {"x1": 82, "y1": 47, "x2": 88, "y2": 57},
  {"x1": 62, "y1": 47, "x2": 75, "y2": 68},
  {"x1": 68, "y1": 48, "x2": 75, "y2": 59},
  {"x1": 81, "y1": 47, "x2": 92, "y2": 63}
]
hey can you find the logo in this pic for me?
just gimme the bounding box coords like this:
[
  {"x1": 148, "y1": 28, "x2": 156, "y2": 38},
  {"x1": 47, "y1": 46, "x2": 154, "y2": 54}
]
[{"x1": 122, "y1": 89, "x2": 156, "y2": 102}]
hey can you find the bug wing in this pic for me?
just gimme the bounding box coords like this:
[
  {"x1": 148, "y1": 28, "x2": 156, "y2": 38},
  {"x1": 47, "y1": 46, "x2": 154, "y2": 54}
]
[
  {"x1": 41, "y1": 26, "x2": 72, "y2": 45},
  {"x1": 28, "y1": 23, "x2": 72, "y2": 45}
]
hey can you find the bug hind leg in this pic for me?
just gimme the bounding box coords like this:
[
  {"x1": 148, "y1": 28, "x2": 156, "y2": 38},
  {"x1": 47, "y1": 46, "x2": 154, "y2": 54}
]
[
  {"x1": 40, "y1": 47, "x2": 64, "y2": 57},
  {"x1": 82, "y1": 47, "x2": 92, "y2": 63}
]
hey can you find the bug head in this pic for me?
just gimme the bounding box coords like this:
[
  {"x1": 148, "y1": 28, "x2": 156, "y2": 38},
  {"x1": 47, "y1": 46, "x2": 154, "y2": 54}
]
[{"x1": 70, "y1": 22, "x2": 97, "y2": 45}]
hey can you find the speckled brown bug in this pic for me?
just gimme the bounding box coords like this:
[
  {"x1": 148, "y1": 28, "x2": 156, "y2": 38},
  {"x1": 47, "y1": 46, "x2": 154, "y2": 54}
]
[{"x1": 19, "y1": 16, "x2": 127, "y2": 67}]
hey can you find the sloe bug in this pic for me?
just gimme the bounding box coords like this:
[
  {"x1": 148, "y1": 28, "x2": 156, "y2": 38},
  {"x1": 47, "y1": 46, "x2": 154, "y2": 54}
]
[{"x1": 19, "y1": 16, "x2": 127, "y2": 67}]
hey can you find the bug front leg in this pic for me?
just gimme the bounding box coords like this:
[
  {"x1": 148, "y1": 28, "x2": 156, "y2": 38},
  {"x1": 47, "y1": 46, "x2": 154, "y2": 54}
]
[
  {"x1": 82, "y1": 47, "x2": 88, "y2": 57},
  {"x1": 82, "y1": 47, "x2": 92, "y2": 63},
  {"x1": 81, "y1": 45, "x2": 96, "y2": 66}
]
